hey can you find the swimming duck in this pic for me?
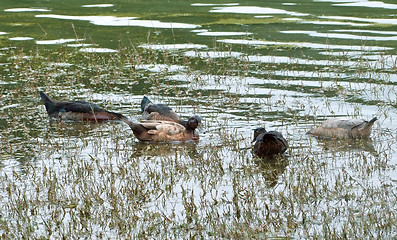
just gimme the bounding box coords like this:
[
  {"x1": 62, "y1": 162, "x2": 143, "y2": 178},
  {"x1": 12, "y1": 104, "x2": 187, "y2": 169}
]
[
  {"x1": 122, "y1": 115, "x2": 201, "y2": 142},
  {"x1": 253, "y1": 127, "x2": 288, "y2": 158},
  {"x1": 141, "y1": 96, "x2": 203, "y2": 131},
  {"x1": 40, "y1": 91, "x2": 125, "y2": 121},
  {"x1": 141, "y1": 96, "x2": 180, "y2": 122},
  {"x1": 307, "y1": 117, "x2": 377, "y2": 138}
]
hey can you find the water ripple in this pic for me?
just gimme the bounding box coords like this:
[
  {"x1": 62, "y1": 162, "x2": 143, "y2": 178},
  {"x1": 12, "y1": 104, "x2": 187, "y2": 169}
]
[
  {"x1": 281, "y1": 30, "x2": 397, "y2": 41},
  {"x1": 36, "y1": 14, "x2": 200, "y2": 29},
  {"x1": 209, "y1": 6, "x2": 309, "y2": 16},
  {"x1": 217, "y1": 39, "x2": 393, "y2": 51}
]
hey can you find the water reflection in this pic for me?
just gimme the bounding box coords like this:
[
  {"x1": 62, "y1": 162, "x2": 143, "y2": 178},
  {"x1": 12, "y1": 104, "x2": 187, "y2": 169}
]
[
  {"x1": 36, "y1": 39, "x2": 83, "y2": 45},
  {"x1": 1, "y1": 0, "x2": 397, "y2": 237},
  {"x1": 36, "y1": 14, "x2": 200, "y2": 29},
  {"x1": 313, "y1": 137, "x2": 378, "y2": 155},
  {"x1": 197, "y1": 31, "x2": 253, "y2": 36},
  {"x1": 282, "y1": 18, "x2": 371, "y2": 26},
  {"x1": 9, "y1": 37, "x2": 34, "y2": 41},
  {"x1": 79, "y1": 48, "x2": 118, "y2": 53},
  {"x1": 319, "y1": 15, "x2": 397, "y2": 25},
  {"x1": 184, "y1": 51, "x2": 243, "y2": 58},
  {"x1": 216, "y1": 39, "x2": 393, "y2": 51},
  {"x1": 45, "y1": 120, "x2": 104, "y2": 137},
  {"x1": 2, "y1": 137, "x2": 38, "y2": 168},
  {"x1": 135, "y1": 64, "x2": 187, "y2": 73},
  {"x1": 4, "y1": 8, "x2": 50, "y2": 12},
  {"x1": 331, "y1": 1, "x2": 397, "y2": 9},
  {"x1": 255, "y1": 157, "x2": 289, "y2": 188},
  {"x1": 139, "y1": 43, "x2": 207, "y2": 50},
  {"x1": 191, "y1": 3, "x2": 239, "y2": 7},
  {"x1": 66, "y1": 43, "x2": 93, "y2": 48},
  {"x1": 281, "y1": 30, "x2": 397, "y2": 41},
  {"x1": 332, "y1": 29, "x2": 397, "y2": 35},
  {"x1": 82, "y1": 4, "x2": 114, "y2": 8},
  {"x1": 131, "y1": 141, "x2": 199, "y2": 159},
  {"x1": 209, "y1": 6, "x2": 308, "y2": 16}
]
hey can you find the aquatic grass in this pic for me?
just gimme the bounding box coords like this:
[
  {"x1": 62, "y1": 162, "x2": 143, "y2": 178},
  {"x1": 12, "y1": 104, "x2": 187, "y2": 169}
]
[
  {"x1": 1, "y1": 132, "x2": 396, "y2": 238},
  {"x1": 0, "y1": 43, "x2": 396, "y2": 239}
]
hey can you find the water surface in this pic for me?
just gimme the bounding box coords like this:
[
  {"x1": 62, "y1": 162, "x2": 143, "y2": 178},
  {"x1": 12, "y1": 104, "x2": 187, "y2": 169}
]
[{"x1": 0, "y1": 0, "x2": 396, "y2": 238}]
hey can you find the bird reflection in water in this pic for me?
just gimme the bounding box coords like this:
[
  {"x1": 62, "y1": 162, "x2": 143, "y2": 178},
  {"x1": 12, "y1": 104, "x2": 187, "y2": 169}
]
[
  {"x1": 131, "y1": 141, "x2": 199, "y2": 159},
  {"x1": 254, "y1": 156, "x2": 289, "y2": 188}
]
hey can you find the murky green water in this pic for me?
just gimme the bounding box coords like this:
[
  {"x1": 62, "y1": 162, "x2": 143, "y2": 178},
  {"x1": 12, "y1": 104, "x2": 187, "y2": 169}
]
[{"x1": 1, "y1": 0, "x2": 396, "y2": 238}]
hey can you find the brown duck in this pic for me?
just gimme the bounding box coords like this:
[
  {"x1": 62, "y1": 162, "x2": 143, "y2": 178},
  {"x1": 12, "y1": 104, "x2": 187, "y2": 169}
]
[
  {"x1": 40, "y1": 91, "x2": 124, "y2": 121},
  {"x1": 122, "y1": 115, "x2": 201, "y2": 142},
  {"x1": 141, "y1": 96, "x2": 180, "y2": 122},
  {"x1": 253, "y1": 127, "x2": 288, "y2": 158},
  {"x1": 307, "y1": 117, "x2": 377, "y2": 138}
]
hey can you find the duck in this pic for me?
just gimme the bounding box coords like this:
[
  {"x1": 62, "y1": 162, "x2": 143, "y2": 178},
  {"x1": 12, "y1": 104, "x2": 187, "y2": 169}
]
[
  {"x1": 122, "y1": 115, "x2": 201, "y2": 142},
  {"x1": 141, "y1": 96, "x2": 180, "y2": 122},
  {"x1": 307, "y1": 117, "x2": 377, "y2": 138},
  {"x1": 141, "y1": 96, "x2": 203, "y2": 131},
  {"x1": 39, "y1": 91, "x2": 125, "y2": 121},
  {"x1": 253, "y1": 127, "x2": 288, "y2": 158}
]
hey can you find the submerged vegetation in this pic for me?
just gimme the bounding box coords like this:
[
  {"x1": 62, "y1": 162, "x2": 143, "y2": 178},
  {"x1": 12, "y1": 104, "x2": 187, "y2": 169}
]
[
  {"x1": 1, "y1": 0, "x2": 397, "y2": 238},
  {"x1": 0, "y1": 44, "x2": 396, "y2": 238}
]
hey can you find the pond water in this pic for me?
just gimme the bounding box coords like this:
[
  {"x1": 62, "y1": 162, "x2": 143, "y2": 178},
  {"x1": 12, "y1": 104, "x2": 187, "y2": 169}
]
[{"x1": 0, "y1": 0, "x2": 396, "y2": 238}]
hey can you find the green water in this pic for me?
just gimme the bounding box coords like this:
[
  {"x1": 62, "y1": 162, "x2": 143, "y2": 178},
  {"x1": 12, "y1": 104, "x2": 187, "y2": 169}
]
[{"x1": 0, "y1": 0, "x2": 397, "y2": 238}]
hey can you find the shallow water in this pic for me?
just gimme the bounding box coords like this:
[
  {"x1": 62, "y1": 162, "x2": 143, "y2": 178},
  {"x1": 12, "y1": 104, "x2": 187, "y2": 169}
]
[{"x1": 0, "y1": 0, "x2": 397, "y2": 238}]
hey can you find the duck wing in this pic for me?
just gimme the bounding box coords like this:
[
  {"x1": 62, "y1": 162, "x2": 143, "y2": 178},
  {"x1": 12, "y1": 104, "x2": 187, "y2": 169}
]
[
  {"x1": 141, "y1": 120, "x2": 185, "y2": 135},
  {"x1": 254, "y1": 131, "x2": 288, "y2": 157},
  {"x1": 58, "y1": 101, "x2": 105, "y2": 113},
  {"x1": 321, "y1": 118, "x2": 364, "y2": 130},
  {"x1": 266, "y1": 131, "x2": 288, "y2": 149},
  {"x1": 143, "y1": 104, "x2": 180, "y2": 121}
]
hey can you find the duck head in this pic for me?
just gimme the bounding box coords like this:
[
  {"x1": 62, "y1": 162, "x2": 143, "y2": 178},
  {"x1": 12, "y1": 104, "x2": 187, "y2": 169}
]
[
  {"x1": 253, "y1": 127, "x2": 267, "y2": 142},
  {"x1": 186, "y1": 115, "x2": 202, "y2": 131}
]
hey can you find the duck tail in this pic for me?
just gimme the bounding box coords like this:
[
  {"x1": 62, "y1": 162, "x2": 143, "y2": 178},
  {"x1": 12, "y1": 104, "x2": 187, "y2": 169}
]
[
  {"x1": 108, "y1": 111, "x2": 128, "y2": 120},
  {"x1": 121, "y1": 118, "x2": 135, "y2": 130},
  {"x1": 141, "y1": 96, "x2": 152, "y2": 113},
  {"x1": 354, "y1": 117, "x2": 377, "y2": 137},
  {"x1": 362, "y1": 117, "x2": 377, "y2": 130},
  {"x1": 122, "y1": 118, "x2": 147, "y2": 138},
  {"x1": 121, "y1": 118, "x2": 140, "y2": 132},
  {"x1": 39, "y1": 91, "x2": 55, "y2": 114}
]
